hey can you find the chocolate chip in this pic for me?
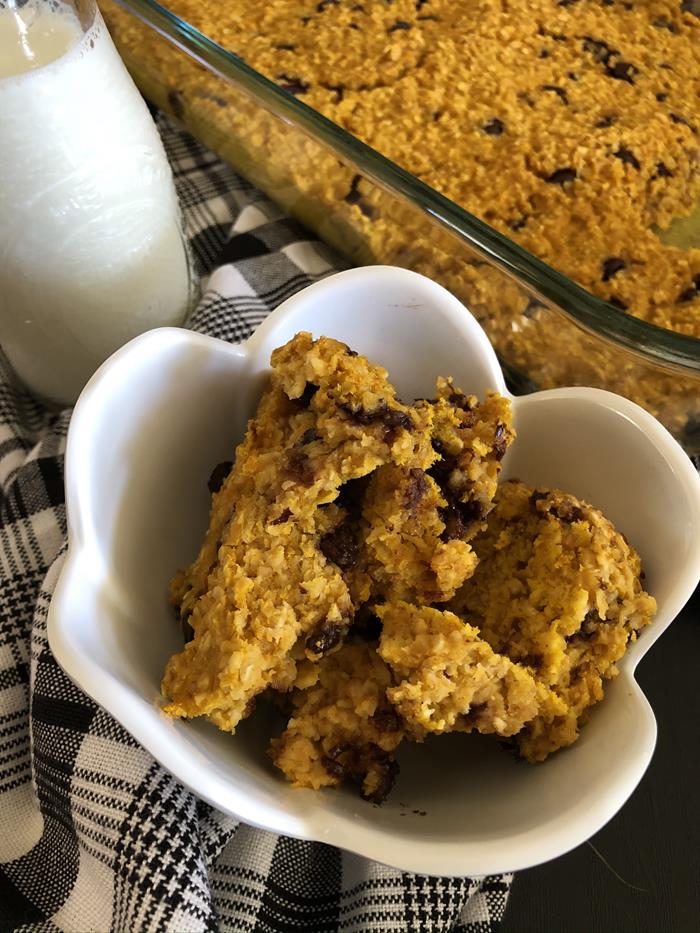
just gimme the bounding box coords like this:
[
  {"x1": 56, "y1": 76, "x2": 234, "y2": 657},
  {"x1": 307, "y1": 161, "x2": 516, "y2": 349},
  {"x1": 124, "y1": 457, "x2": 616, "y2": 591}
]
[
  {"x1": 285, "y1": 449, "x2": 314, "y2": 485},
  {"x1": 167, "y1": 89, "x2": 185, "y2": 120},
  {"x1": 601, "y1": 257, "x2": 626, "y2": 281},
  {"x1": 545, "y1": 167, "x2": 577, "y2": 186},
  {"x1": 440, "y1": 499, "x2": 485, "y2": 540},
  {"x1": 326, "y1": 83, "x2": 345, "y2": 102},
  {"x1": 416, "y1": 0, "x2": 429, "y2": 7},
  {"x1": 379, "y1": 407, "x2": 414, "y2": 433},
  {"x1": 448, "y1": 389, "x2": 475, "y2": 409},
  {"x1": 542, "y1": 85, "x2": 569, "y2": 104},
  {"x1": 652, "y1": 162, "x2": 673, "y2": 178},
  {"x1": 388, "y1": 19, "x2": 411, "y2": 30},
  {"x1": 440, "y1": 503, "x2": 467, "y2": 540},
  {"x1": 652, "y1": 17, "x2": 679, "y2": 31},
  {"x1": 277, "y1": 74, "x2": 310, "y2": 95},
  {"x1": 322, "y1": 743, "x2": 399, "y2": 803},
  {"x1": 327, "y1": 742, "x2": 351, "y2": 762},
  {"x1": 492, "y1": 439, "x2": 508, "y2": 460},
  {"x1": 552, "y1": 499, "x2": 584, "y2": 523},
  {"x1": 483, "y1": 117, "x2": 505, "y2": 135},
  {"x1": 320, "y1": 522, "x2": 359, "y2": 570},
  {"x1": 524, "y1": 298, "x2": 546, "y2": 317},
  {"x1": 316, "y1": 0, "x2": 338, "y2": 9},
  {"x1": 339, "y1": 401, "x2": 413, "y2": 436},
  {"x1": 321, "y1": 754, "x2": 347, "y2": 780},
  {"x1": 275, "y1": 42, "x2": 297, "y2": 50},
  {"x1": 372, "y1": 704, "x2": 401, "y2": 733},
  {"x1": 508, "y1": 215, "x2": 528, "y2": 231},
  {"x1": 582, "y1": 36, "x2": 616, "y2": 64},
  {"x1": 207, "y1": 461, "x2": 233, "y2": 494},
  {"x1": 529, "y1": 490, "x2": 548, "y2": 510},
  {"x1": 670, "y1": 113, "x2": 697, "y2": 133},
  {"x1": 656, "y1": 92, "x2": 668, "y2": 102},
  {"x1": 539, "y1": 48, "x2": 550, "y2": 58},
  {"x1": 492, "y1": 423, "x2": 509, "y2": 460},
  {"x1": 343, "y1": 174, "x2": 375, "y2": 216},
  {"x1": 305, "y1": 619, "x2": 346, "y2": 656},
  {"x1": 609, "y1": 297, "x2": 629, "y2": 310},
  {"x1": 595, "y1": 114, "x2": 616, "y2": 128},
  {"x1": 613, "y1": 147, "x2": 641, "y2": 170},
  {"x1": 403, "y1": 468, "x2": 429, "y2": 510},
  {"x1": 361, "y1": 750, "x2": 399, "y2": 804},
  {"x1": 272, "y1": 508, "x2": 292, "y2": 525},
  {"x1": 678, "y1": 285, "x2": 699, "y2": 303},
  {"x1": 298, "y1": 382, "x2": 319, "y2": 407},
  {"x1": 344, "y1": 176, "x2": 362, "y2": 204},
  {"x1": 605, "y1": 60, "x2": 638, "y2": 83}
]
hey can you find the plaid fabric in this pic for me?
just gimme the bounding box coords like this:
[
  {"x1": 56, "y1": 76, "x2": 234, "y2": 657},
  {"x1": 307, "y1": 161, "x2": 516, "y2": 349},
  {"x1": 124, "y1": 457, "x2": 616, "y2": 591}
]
[{"x1": 0, "y1": 114, "x2": 512, "y2": 933}]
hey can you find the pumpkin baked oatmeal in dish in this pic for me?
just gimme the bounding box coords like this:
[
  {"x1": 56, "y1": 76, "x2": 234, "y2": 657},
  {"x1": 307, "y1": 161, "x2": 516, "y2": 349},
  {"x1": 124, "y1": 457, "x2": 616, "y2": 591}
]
[
  {"x1": 114, "y1": 0, "x2": 700, "y2": 333},
  {"x1": 451, "y1": 480, "x2": 658, "y2": 761},
  {"x1": 161, "y1": 334, "x2": 656, "y2": 801},
  {"x1": 102, "y1": 0, "x2": 700, "y2": 445}
]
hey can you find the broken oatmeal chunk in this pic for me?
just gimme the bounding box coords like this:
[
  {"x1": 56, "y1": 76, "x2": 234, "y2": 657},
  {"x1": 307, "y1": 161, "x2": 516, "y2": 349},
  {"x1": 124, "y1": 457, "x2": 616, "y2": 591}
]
[
  {"x1": 269, "y1": 641, "x2": 403, "y2": 803},
  {"x1": 452, "y1": 480, "x2": 656, "y2": 760},
  {"x1": 377, "y1": 601, "x2": 553, "y2": 738}
]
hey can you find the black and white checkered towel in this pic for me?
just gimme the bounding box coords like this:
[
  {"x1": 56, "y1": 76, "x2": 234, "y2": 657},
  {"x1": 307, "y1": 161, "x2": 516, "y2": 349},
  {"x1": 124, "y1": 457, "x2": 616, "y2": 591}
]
[{"x1": 0, "y1": 114, "x2": 512, "y2": 933}]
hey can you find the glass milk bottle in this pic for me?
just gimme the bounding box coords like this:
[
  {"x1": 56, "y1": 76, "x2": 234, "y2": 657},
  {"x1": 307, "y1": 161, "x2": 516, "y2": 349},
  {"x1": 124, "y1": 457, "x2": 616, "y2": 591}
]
[{"x1": 0, "y1": 0, "x2": 196, "y2": 405}]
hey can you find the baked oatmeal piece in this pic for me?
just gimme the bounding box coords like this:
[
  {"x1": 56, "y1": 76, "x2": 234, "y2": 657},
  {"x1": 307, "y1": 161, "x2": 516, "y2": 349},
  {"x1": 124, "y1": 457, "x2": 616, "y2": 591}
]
[
  {"x1": 163, "y1": 333, "x2": 432, "y2": 733},
  {"x1": 377, "y1": 601, "x2": 551, "y2": 738},
  {"x1": 360, "y1": 381, "x2": 514, "y2": 603},
  {"x1": 452, "y1": 480, "x2": 656, "y2": 760},
  {"x1": 269, "y1": 641, "x2": 403, "y2": 802}
]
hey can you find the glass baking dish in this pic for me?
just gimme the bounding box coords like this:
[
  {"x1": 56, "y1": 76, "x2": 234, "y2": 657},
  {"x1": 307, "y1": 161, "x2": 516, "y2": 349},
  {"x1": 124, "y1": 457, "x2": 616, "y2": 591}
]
[{"x1": 99, "y1": 0, "x2": 700, "y2": 454}]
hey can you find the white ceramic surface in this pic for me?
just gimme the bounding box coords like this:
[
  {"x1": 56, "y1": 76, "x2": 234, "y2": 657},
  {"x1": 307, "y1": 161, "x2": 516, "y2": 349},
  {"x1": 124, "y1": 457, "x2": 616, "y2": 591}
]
[{"x1": 48, "y1": 266, "x2": 700, "y2": 877}]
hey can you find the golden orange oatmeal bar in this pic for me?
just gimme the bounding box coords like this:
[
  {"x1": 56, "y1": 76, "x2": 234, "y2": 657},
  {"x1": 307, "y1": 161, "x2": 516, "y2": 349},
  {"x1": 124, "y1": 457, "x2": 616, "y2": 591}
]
[
  {"x1": 376, "y1": 601, "x2": 559, "y2": 739},
  {"x1": 163, "y1": 332, "x2": 434, "y2": 732},
  {"x1": 358, "y1": 380, "x2": 514, "y2": 604},
  {"x1": 451, "y1": 480, "x2": 657, "y2": 760},
  {"x1": 269, "y1": 641, "x2": 403, "y2": 802}
]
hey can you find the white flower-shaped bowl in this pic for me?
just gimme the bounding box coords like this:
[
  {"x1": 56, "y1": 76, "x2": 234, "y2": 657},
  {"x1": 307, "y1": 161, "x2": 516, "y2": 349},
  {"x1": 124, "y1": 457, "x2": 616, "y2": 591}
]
[{"x1": 48, "y1": 266, "x2": 700, "y2": 877}]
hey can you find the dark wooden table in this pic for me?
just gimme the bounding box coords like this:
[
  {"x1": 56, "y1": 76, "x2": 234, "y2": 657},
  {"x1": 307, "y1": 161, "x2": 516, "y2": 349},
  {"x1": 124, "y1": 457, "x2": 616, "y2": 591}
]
[{"x1": 502, "y1": 584, "x2": 700, "y2": 933}]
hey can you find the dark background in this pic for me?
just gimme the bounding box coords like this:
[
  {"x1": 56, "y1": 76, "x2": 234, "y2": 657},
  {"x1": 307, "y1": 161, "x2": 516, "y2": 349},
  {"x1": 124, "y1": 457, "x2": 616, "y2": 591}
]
[{"x1": 502, "y1": 584, "x2": 699, "y2": 933}]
